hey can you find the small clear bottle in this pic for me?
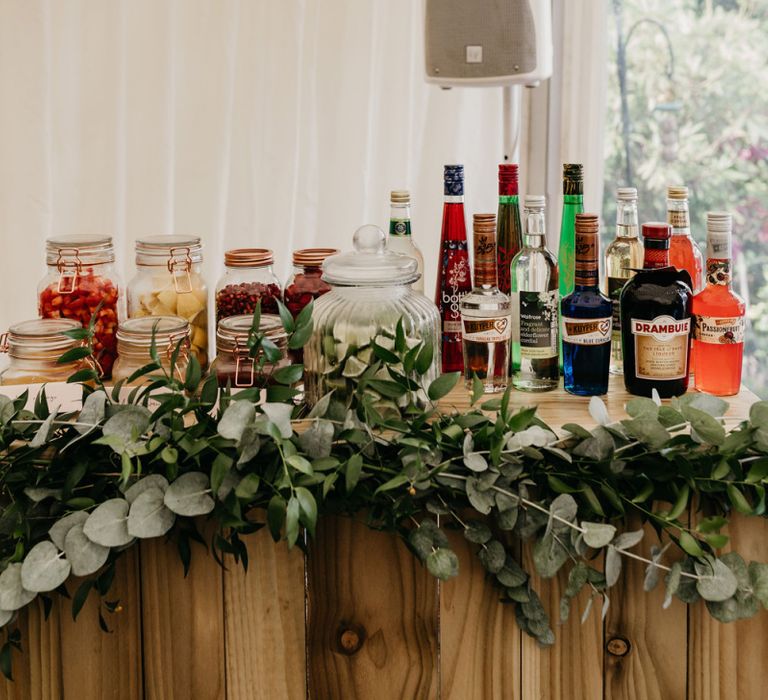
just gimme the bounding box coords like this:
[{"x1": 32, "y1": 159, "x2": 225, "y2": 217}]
[
  {"x1": 111, "y1": 316, "x2": 190, "y2": 385},
  {"x1": 127, "y1": 236, "x2": 208, "y2": 369},
  {"x1": 0, "y1": 319, "x2": 85, "y2": 385},
  {"x1": 460, "y1": 214, "x2": 511, "y2": 393},
  {"x1": 604, "y1": 187, "x2": 644, "y2": 375},
  {"x1": 387, "y1": 191, "x2": 425, "y2": 294},
  {"x1": 215, "y1": 249, "x2": 282, "y2": 323},
  {"x1": 510, "y1": 195, "x2": 559, "y2": 391}
]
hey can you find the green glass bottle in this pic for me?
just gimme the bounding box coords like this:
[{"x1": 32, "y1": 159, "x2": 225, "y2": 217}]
[
  {"x1": 558, "y1": 163, "x2": 584, "y2": 371},
  {"x1": 496, "y1": 163, "x2": 523, "y2": 296}
]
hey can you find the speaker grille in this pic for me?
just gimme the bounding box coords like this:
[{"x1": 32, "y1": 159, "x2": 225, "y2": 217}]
[{"x1": 425, "y1": 0, "x2": 537, "y2": 80}]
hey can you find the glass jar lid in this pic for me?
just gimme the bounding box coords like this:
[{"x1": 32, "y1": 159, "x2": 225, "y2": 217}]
[
  {"x1": 1, "y1": 319, "x2": 82, "y2": 358},
  {"x1": 45, "y1": 235, "x2": 115, "y2": 266},
  {"x1": 116, "y1": 316, "x2": 190, "y2": 352},
  {"x1": 224, "y1": 248, "x2": 274, "y2": 268},
  {"x1": 322, "y1": 225, "x2": 419, "y2": 287},
  {"x1": 292, "y1": 248, "x2": 339, "y2": 268},
  {"x1": 216, "y1": 314, "x2": 287, "y2": 353},
  {"x1": 135, "y1": 236, "x2": 203, "y2": 265}
]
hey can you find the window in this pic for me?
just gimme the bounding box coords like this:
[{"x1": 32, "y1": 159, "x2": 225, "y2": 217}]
[{"x1": 602, "y1": 0, "x2": 768, "y2": 396}]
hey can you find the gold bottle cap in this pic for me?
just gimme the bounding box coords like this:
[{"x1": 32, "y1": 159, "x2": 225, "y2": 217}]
[
  {"x1": 667, "y1": 185, "x2": 688, "y2": 200},
  {"x1": 390, "y1": 190, "x2": 410, "y2": 204}
]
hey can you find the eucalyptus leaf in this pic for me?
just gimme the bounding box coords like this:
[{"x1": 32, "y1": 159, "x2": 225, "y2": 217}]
[
  {"x1": 496, "y1": 507, "x2": 519, "y2": 531},
  {"x1": 478, "y1": 540, "x2": 506, "y2": 573},
  {"x1": 532, "y1": 532, "x2": 569, "y2": 578},
  {"x1": 463, "y1": 452, "x2": 488, "y2": 472},
  {"x1": 298, "y1": 420, "x2": 334, "y2": 459},
  {"x1": 21, "y1": 541, "x2": 71, "y2": 593},
  {"x1": 605, "y1": 546, "x2": 621, "y2": 587},
  {"x1": 49, "y1": 511, "x2": 89, "y2": 551},
  {"x1": 588, "y1": 396, "x2": 610, "y2": 426},
  {"x1": 621, "y1": 416, "x2": 670, "y2": 449},
  {"x1": 64, "y1": 524, "x2": 110, "y2": 576},
  {"x1": 83, "y1": 499, "x2": 132, "y2": 548},
  {"x1": 262, "y1": 403, "x2": 294, "y2": 439},
  {"x1": 695, "y1": 558, "x2": 739, "y2": 602},
  {"x1": 0, "y1": 608, "x2": 13, "y2": 627},
  {"x1": 237, "y1": 426, "x2": 261, "y2": 465},
  {"x1": 464, "y1": 520, "x2": 492, "y2": 544},
  {"x1": 0, "y1": 564, "x2": 36, "y2": 611},
  {"x1": 124, "y1": 474, "x2": 169, "y2": 504},
  {"x1": 30, "y1": 411, "x2": 57, "y2": 448},
  {"x1": 582, "y1": 522, "x2": 616, "y2": 549},
  {"x1": 217, "y1": 401, "x2": 256, "y2": 441},
  {"x1": 549, "y1": 494, "x2": 578, "y2": 533},
  {"x1": 127, "y1": 487, "x2": 176, "y2": 539},
  {"x1": 164, "y1": 472, "x2": 215, "y2": 517},
  {"x1": 748, "y1": 562, "x2": 768, "y2": 608},
  {"x1": 426, "y1": 548, "x2": 459, "y2": 581},
  {"x1": 102, "y1": 405, "x2": 151, "y2": 453},
  {"x1": 612, "y1": 529, "x2": 644, "y2": 551},
  {"x1": 23, "y1": 487, "x2": 62, "y2": 503},
  {"x1": 664, "y1": 561, "x2": 682, "y2": 609},
  {"x1": 76, "y1": 391, "x2": 107, "y2": 434},
  {"x1": 466, "y1": 477, "x2": 495, "y2": 514}
]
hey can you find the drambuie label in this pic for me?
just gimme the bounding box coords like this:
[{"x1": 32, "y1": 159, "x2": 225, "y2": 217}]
[
  {"x1": 561, "y1": 316, "x2": 612, "y2": 346},
  {"x1": 631, "y1": 315, "x2": 691, "y2": 380},
  {"x1": 630, "y1": 317, "x2": 691, "y2": 341}
]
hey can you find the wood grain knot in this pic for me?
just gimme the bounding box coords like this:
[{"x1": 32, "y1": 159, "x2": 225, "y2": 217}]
[
  {"x1": 606, "y1": 635, "x2": 631, "y2": 657},
  {"x1": 337, "y1": 623, "x2": 366, "y2": 655}
]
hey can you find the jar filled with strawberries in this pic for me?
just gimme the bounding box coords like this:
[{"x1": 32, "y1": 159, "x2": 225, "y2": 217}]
[
  {"x1": 127, "y1": 236, "x2": 209, "y2": 370},
  {"x1": 37, "y1": 236, "x2": 122, "y2": 378},
  {"x1": 215, "y1": 249, "x2": 282, "y2": 324}
]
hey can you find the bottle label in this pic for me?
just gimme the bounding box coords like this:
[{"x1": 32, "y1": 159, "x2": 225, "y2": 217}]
[
  {"x1": 705, "y1": 260, "x2": 731, "y2": 286},
  {"x1": 607, "y1": 277, "x2": 626, "y2": 337},
  {"x1": 694, "y1": 315, "x2": 744, "y2": 344},
  {"x1": 462, "y1": 317, "x2": 511, "y2": 343},
  {"x1": 390, "y1": 219, "x2": 411, "y2": 237},
  {"x1": 575, "y1": 233, "x2": 599, "y2": 286},
  {"x1": 668, "y1": 210, "x2": 689, "y2": 229},
  {"x1": 561, "y1": 316, "x2": 612, "y2": 346},
  {"x1": 438, "y1": 242, "x2": 470, "y2": 334},
  {"x1": 630, "y1": 315, "x2": 690, "y2": 380},
  {"x1": 519, "y1": 291, "x2": 558, "y2": 359}
]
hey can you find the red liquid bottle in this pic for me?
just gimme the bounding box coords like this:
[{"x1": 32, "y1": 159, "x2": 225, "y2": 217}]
[
  {"x1": 692, "y1": 212, "x2": 745, "y2": 396},
  {"x1": 435, "y1": 164, "x2": 472, "y2": 373}
]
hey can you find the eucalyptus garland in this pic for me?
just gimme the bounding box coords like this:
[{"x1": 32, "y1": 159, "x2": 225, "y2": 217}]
[{"x1": 1, "y1": 301, "x2": 768, "y2": 679}]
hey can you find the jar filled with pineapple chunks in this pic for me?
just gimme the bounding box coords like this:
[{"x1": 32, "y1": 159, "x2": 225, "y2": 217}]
[{"x1": 127, "y1": 236, "x2": 209, "y2": 369}]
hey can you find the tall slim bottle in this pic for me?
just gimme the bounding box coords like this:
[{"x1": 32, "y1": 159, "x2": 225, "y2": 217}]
[
  {"x1": 667, "y1": 186, "x2": 704, "y2": 292},
  {"x1": 511, "y1": 195, "x2": 559, "y2": 391},
  {"x1": 558, "y1": 163, "x2": 584, "y2": 371},
  {"x1": 561, "y1": 214, "x2": 612, "y2": 396},
  {"x1": 435, "y1": 164, "x2": 472, "y2": 373},
  {"x1": 604, "y1": 187, "x2": 644, "y2": 375},
  {"x1": 388, "y1": 190, "x2": 425, "y2": 294},
  {"x1": 496, "y1": 164, "x2": 523, "y2": 295},
  {"x1": 692, "y1": 212, "x2": 746, "y2": 396}
]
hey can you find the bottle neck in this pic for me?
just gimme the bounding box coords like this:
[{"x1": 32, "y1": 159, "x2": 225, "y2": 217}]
[
  {"x1": 563, "y1": 193, "x2": 583, "y2": 208},
  {"x1": 444, "y1": 195, "x2": 464, "y2": 205},
  {"x1": 498, "y1": 194, "x2": 519, "y2": 206},
  {"x1": 524, "y1": 209, "x2": 546, "y2": 248},
  {"x1": 706, "y1": 228, "x2": 733, "y2": 288},
  {"x1": 574, "y1": 231, "x2": 600, "y2": 289},
  {"x1": 473, "y1": 233, "x2": 498, "y2": 289},
  {"x1": 616, "y1": 200, "x2": 639, "y2": 239},
  {"x1": 389, "y1": 203, "x2": 412, "y2": 237},
  {"x1": 667, "y1": 199, "x2": 691, "y2": 235},
  {"x1": 643, "y1": 239, "x2": 671, "y2": 269}
]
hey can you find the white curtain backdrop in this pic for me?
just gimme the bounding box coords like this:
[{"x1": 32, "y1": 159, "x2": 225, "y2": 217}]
[{"x1": 0, "y1": 0, "x2": 513, "y2": 329}]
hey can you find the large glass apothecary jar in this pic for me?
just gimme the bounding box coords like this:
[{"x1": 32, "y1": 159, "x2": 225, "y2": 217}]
[
  {"x1": 111, "y1": 316, "x2": 190, "y2": 385},
  {"x1": 211, "y1": 314, "x2": 290, "y2": 388},
  {"x1": 127, "y1": 236, "x2": 208, "y2": 369},
  {"x1": 215, "y1": 249, "x2": 282, "y2": 323},
  {"x1": 304, "y1": 225, "x2": 440, "y2": 406},
  {"x1": 0, "y1": 319, "x2": 86, "y2": 385},
  {"x1": 37, "y1": 235, "x2": 121, "y2": 378}
]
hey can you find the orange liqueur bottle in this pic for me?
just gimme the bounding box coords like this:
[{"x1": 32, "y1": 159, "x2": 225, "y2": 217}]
[
  {"x1": 667, "y1": 186, "x2": 704, "y2": 291},
  {"x1": 691, "y1": 212, "x2": 745, "y2": 396}
]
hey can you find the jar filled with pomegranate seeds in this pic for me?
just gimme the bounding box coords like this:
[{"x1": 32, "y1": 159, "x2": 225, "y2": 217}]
[
  {"x1": 127, "y1": 236, "x2": 208, "y2": 370},
  {"x1": 283, "y1": 248, "x2": 337, "y2": 318},
  {"x1": 37, "y1": 236, "x2": 121, "y2": 378},
  {"x1": 111, "y1": 316, "x2": 190, "y2": 386},
  {"x1": 215, "y1": 249, "x2": 282, "y2": 323},
  {"x1": 0, "y1": 319, "x2": 87, "y2": 385},
  {"x1": 211, "y1": 314, "x2": 290, "y2": 388}
]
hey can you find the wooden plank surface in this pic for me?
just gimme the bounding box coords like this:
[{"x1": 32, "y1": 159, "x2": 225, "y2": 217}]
[
  {"x1": 140, "y1": 526, "x2": 226, "y2": 700},
  {"x1": 223, "y1": 520, "x2": 306, "y2": 700},
  {"x1": 440, "y1": 529, "x2": 521, "y2": 700},
  {"x1": 306, "y1": 516, "x2": 439, "y2": 700}
]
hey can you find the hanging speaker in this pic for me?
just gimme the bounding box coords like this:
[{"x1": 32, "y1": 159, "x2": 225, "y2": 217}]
[{"x1": 424, "y1": 0, "x2": 553, "y2": 87}]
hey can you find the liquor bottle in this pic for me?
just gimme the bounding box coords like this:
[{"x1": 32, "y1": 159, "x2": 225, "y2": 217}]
[
  {"x1": 510, "y1": 195, "x2": 559, "y2": 391},
  {"x1": 435, "y1": 164, "x2": 472, "y2": 373},
  {"x1": 388, "y1": 190, "x2": 425, "y2": 294},
  {"x1": 691, "y1": 212, "x2": 746, "y2": 396},
  {"x1": 561, "y1": 214, "x2": 612, "y2": 396},
  {"x1": 496, "y1": 163, "x2": 523, "y2": 295},
  {"x1": 604, "y1": 187, "x2": 644, "y2": 375},
  {"x1": 558, "y1": 163, "x2": 585, "y2": 371},
  {"x1": 460, "y1": 214, "x2": 511, "y2": 393},
  {"x1": 620, "y1": 222, "x2": 693, "y2": 398},
  {"x1": 667, "y1": 186, "x2": 704, "y2": 292}
]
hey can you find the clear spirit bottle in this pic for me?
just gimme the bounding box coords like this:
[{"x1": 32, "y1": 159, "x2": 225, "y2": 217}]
[
  {"x1": 510, "y1": 195, "x2": 559, "y2": 391},
  {"x1": 604, "y1": 187, "x2": 643, "y2": 375},
  {"x1": 388, "y1": 190, "x2": 425, "y2": 294},
  {"x1": 460, "y1": 214, "x2": 511, "y2": 393}
]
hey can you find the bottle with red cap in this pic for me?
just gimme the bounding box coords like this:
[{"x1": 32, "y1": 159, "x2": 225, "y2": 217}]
[{"x1": 619, "y1": 222, "x2": 693, "y2": 398}]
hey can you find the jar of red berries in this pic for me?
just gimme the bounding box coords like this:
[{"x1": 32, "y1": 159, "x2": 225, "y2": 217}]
[
  {"x1": 37, "y1": 236, "x2": 122, "y2": 378},
  {"x1": 215, "y1": 249, "x2": 282, "y2": 323},
  {"x1": 283, "y1": 248, "x2": 337, "y2": 318}
]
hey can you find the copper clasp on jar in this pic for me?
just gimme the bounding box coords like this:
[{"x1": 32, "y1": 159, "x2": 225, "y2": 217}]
[
  {"x1": 167, "y1": 247, "x2": 193, "y2": 294},
  {"x1": 56, "y1": 248, "x2": 83, "y2": 294},
  {"x1": 0, "y1": 333, "x2": 8, "y2": 354},
  {"x1": 233, "y1": 340, "x2": 255, "y2": 387}
]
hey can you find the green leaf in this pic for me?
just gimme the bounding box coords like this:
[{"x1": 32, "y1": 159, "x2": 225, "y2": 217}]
[
  {"x1": 621, "y1": 416, "x2": 670, "y2": 449},
  {"x1": 298, "y1": 420, "x2": 334, "y2": 459},
  {"x1": 287, "y1": 454, "x2": 314, "y2": 476},
  {"x1": 288, "y1": 322, "x2": 313, "y2": 350},
  {"x1": 532, "y1": 532, "x2": 569, "y2": 578},
  {"x1": 746, "y1": 458, "x2": 768, "y2": 484},
  {"x1": 211, "y1": 454, "x2": 233, "y2": 495},
  {"x1": 273, "y1": 364, "x2": 304, "y2": 385},
  {"x1": 426, "y1": 548, "x2": 459, "y2": 581},
  {"x1": 464, "y1": 521, "x2": 492, "y2": 544},
  {"x1": 664, "y1": 562, "x2": 682, "y2": 609},
  {"x1": 582, "y1": 522, "x2": 616, "y2": 549},
  {"x1": 727, "y1": 483, "x2": 753, "y2": 515},
  {"x1": 267, "y1": 495, "x2": 286, "y2": 541},
  {"x1": 749, "y1": 562, "x2": 768, "y2": 608},
  {"x1": 286, "y1": 497, "x2": 300, "y2": 547},
  {"x1": 427, "y1": 373, "x2": 460, "y2": 401},
  {"x1": 71, "y1": 579, "x2": 94, "y2": 621},
  {"x1": 687, "y1": 406, "x2": 726, "y2": 445},
  {"x1": 749, "y1": 401, "x2": 768, "y2": 429},
  {"x1": 83, "y1": 499, "x2": 132, "y2": 547},
  {"x1": 371, "y1": 339, "x2": 399, "y2": 364},
  {"x1": 678, "y1": 531, "x2": 705, "y2": 557},
  {"x1": 667, "y1": 484, "x2": 690, "y2": 521},
  {"x1": 184, "y1": 354, "x2": 202, "y2": 392},
  {"x1": 465, "y1": 477, "x2": 495, "y2": 514},
  {"x1": 478, "y1": 540, "x2": 505, "y2": 573},
  {"x1": 276, "y1": 299, "x2": 295, "y2": 333},
  {"x1": 0, "y1": 563, "x2": 36, "y2": 612},
  {"x1": 345, "y1": 454, "x2": 363, "y2": 493},
  {"x1": 64, "y1": 523, "x2": 110, "y2": 576},
  {"x1": 295, "y1": 487, "x2": 317, "y2": 538},
  {"x1": 261, "y1": 403, "x2": 294, "y2": 439},
  {"x1": 164, "y1": 473, "x2": 214, "y2": 516},
  {"x1": 20, "y1": 542, "x2": 71, "y2": 593},
  {"x1": 102, "y1": 405, "x2": 151, "y2": 454},
  {"x1": 471, "y1": 375, "x2": 484, "y2": 405},
  {"x1": 375, "y1": 474, "x2": 409, "y2": 494},
  {"x1": 415, "y1": 339, "x2": 434, "y2": 375},
  {"x1": 235, "y1": 473, "x2": 261, "y2": 501},
  {"x1": 56, "y1": 346, "x2": 92, "y2": 365},
  {"x1": 695, "y1": 558, "x2": 739, "y2": 602},
  {"x1": 365, "y1": 379, "x2": 406, "y2": 399}
]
